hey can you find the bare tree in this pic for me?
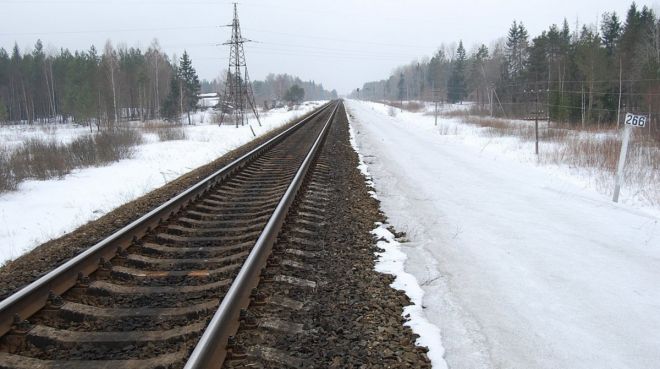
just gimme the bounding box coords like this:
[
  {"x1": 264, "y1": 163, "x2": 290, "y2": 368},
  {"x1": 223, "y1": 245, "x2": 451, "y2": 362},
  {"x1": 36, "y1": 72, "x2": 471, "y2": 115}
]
[{"x1": 103, "y1": 40, "x2": 119, "y2": 124}]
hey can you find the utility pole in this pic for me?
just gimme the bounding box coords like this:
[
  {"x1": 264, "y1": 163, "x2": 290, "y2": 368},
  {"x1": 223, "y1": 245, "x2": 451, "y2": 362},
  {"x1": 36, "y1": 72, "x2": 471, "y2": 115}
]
[
  {"x1": 616, "y1": 57, "x2": 622, "y2": 126},
  {"x1": 581, "y1": 83, "x2": 585, "y2": 129},
  {"x1": 535, "y1": 89, "x2": 539, "y2": 155},
  {"x1": 432, "y1": 81, "x2": 438, "y2": 126},
  {"x1": 219, "y1": 3, "x2": 261, "y2": 129},
  {"x1": 525, "y1": 88, "x2": 541, "y2": 155},
  {"x1": 489, "y1": 86, "x2": 493, "y2": 117},
  {"x1": 546, "y1": 85, "x2": 551, "y2": 128}
]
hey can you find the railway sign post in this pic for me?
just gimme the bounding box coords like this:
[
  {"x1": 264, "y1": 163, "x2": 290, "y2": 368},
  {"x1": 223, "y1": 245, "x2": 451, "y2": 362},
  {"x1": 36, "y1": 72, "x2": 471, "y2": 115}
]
[{"x1": 613, "y1": 112, "x2": 648, "y2": 203}]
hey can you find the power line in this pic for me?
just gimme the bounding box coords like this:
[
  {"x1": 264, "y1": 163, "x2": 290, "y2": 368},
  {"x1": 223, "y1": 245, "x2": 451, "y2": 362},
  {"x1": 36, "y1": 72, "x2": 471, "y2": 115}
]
[
  {"x1": 242, "y1": 28, "x2": 430, "y2": 49},
  {"x1": 0, "y1": 25, "x2": 219, "y2": 37},
  {"x1": 495, "y1": 78, "x2": 660, "y2": 88},
  {"x1": 542, "y1": 89, "x2": 660, "y2": 97},
  {"x1": 493, "y1": 101, "x2": 651, "y2": 115},
  {"x1": 175, "y1": 41, "x2": 420, "y2": 60}
]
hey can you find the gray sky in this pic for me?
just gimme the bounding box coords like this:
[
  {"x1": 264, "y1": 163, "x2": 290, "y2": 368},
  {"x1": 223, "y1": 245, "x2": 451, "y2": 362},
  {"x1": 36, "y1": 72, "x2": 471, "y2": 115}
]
[{"x1": 0, "y1": 0, "x2": 652, "y2": 94}]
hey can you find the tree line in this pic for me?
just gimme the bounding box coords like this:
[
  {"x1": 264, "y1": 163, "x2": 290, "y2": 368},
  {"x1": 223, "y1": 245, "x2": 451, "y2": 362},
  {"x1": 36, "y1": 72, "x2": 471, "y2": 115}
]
[
  {"x1": 0, "y1": 39, "x2": 201, "y2": 127},
  {"x1": 352, "y1": 2, "x2": 659, "y2": 128},
  {"x1": 202, "y1": 73, "x2": 338, "y2": 108},
  {"x1": 0, "y1": 38, "x2": 337, "y2": 126},
  {"x1": 253, "y1": 73, "x2": 337, "y2": 107}
]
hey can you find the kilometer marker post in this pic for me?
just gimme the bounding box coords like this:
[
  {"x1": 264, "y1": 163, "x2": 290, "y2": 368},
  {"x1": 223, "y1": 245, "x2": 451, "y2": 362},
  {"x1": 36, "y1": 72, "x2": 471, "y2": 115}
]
[{"x1": 612, "y1": 112, "x2": 648, "y2": 203}]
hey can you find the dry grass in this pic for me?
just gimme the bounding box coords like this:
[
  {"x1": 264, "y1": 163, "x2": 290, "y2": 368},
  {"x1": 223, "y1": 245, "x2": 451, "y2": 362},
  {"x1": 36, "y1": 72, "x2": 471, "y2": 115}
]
[
  {"x1": 140, "y1": 121, "x2": 188, "y2": 141},
  {"x1": 438, "y1": 105, "x2": 490, "y2": 118},
  {"x1": 381, "y1": 100, "x2": 425, "y2": 112},
  {"x1": 542, "y1": 132, "x2": 660, "y2": 205},
  {"x1": 456, "y1": 114, "x2": 660, "y2": 205},
  {"x1": 438, "y1": 109, "x2": 470, "y2": 118},
  {"x1": 0, "y1": 147, "x2": 17, "y2": 192},
  {"x1": 156, "y1": 128, "x2": 187, "y2": 141},
  {"x1": 0, "y1": 129, "x2": 143, "y2": 193},
  {"x1": 542, "y1": 132, "x2": 660, "y2": 172}
]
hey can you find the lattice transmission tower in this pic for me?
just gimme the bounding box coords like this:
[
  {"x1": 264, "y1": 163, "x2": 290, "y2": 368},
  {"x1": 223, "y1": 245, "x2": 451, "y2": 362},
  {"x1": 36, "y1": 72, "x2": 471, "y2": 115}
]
[{"x1": 218, "y1": 3, "x2": 261, "y2": 127}]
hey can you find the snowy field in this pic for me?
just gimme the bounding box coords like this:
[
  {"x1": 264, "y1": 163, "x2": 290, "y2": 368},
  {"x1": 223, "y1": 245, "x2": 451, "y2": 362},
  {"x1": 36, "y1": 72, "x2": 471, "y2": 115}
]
[
  {"x1": 347, "y1": 99, "x2": 660, "y2": 369},
  {"x1": 0, "y1": 102, "x2": 324, "y2": 264}
]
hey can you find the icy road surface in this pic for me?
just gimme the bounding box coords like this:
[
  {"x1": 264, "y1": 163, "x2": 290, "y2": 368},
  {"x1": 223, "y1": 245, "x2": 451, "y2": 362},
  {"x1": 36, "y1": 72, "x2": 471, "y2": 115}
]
[{"x1": 346, "y1": 100, "x2": 660, "y2": 369}]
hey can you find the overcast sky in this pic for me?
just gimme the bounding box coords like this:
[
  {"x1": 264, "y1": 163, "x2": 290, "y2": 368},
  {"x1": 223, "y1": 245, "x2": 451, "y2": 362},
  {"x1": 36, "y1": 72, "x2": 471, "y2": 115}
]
[{"x1": 0, "y1": 0, "x2": 654, "y2": 94}]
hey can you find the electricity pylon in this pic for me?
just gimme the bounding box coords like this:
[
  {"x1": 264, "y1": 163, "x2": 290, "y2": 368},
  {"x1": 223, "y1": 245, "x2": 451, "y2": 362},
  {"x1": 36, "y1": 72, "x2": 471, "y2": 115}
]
[{"x1": 218, "y1": 3, "x2": 261, "y2": 128}]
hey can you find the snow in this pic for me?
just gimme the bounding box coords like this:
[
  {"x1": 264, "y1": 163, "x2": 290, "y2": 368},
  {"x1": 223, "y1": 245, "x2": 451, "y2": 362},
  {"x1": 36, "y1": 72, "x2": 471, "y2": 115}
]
[
  {"x1": 346, "y1": 99, "x2": 660, "y2": 369},
  {"x1": 0, "y1": 102, "x2": 324, "y2": 264},
  {"x1": 0, "y1": 123, "x2": 93, "y2": 152},
  {"x1": 348, "y1": 121, "x2": 447, "y2": 368}
]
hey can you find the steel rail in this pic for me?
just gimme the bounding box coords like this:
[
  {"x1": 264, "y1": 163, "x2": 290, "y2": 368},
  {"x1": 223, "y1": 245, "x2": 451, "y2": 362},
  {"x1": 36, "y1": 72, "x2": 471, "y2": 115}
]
[
  {"x1": 0, "y1": 101, "x2": 334, "y2": 337},
  {"x1": 184, "y1": 101, "x2": 340, "y2": 369}
]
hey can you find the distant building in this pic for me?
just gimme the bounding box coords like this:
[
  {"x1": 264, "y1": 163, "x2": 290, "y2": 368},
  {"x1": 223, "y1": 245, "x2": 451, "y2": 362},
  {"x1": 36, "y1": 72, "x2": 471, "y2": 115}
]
[{"x1": 198, "y1": 93, "x2": 220, "y2": 108}]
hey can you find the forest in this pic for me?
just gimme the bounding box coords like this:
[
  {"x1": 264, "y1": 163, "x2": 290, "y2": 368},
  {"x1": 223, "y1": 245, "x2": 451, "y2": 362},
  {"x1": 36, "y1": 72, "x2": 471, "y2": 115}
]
[
  {"x1": 0, "y1": 40, "x2": 336, "y2": 127},
  {"x1": 201, "y1": 73, "x2": 338, "y2": 108},
  {"x1": 352, "y1": 2, "x2": 659, "y2": 129},
  {"x1": 0, "y1": 40, "x2": 181, "y2": 126}
]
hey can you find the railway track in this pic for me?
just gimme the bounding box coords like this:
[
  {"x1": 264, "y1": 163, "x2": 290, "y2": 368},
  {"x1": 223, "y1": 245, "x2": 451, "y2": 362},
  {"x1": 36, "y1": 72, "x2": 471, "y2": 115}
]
[
  {"x1": 221, "y1": 133, "x2": 335, "y2": 369},
  {"x1": 0, "y1": 101, "x2": 340, "y2": 369}
]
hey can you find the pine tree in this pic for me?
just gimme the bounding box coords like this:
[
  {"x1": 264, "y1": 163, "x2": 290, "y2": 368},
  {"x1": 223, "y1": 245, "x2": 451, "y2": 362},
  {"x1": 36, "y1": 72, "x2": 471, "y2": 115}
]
[
  {"x1": 601, "y1": 12, "x2": 622, "y2": 56},
  {"x1": 178, "y1": 51, "x2": 200, "y2": 125},
  {"x1": 397, "y1": 73, "x2": 405, "y2": 103},
  {"x1": 469, "y1": 45, "x2": 489, "y2": 107},
  {"x1": 575, "y1": 26, "x2": 606, "y2": 125},
  {"x1": 505, "y1": 21, "x2": 529, "y2": 81},
  {"x1": 284, "y1": 84, "x2": 304, "y2": 104},
  {"x1": 447, "y1": 41, "x2": 467, "y2": 103},
  {"x1": 162, "y1": 67, "x2": 181, "y2": 122}
]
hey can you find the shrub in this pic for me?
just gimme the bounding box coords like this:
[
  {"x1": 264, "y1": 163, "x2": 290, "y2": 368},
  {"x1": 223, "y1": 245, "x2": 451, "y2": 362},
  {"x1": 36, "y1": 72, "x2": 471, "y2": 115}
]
[
  {"x1": 382, "y1": 100, "x2": 425, "y2": 112},
  {"x1": 69, "y1": 136, "x2": 98, "y2": 167},
  {"x1": 1, "y1": 129, "x2": 144, "y2": 194},
  {"x1": 12, "y1": 139, "x2": 72, "y2": 180},
  {"x1": 388, "y1": 106, "x2": 397, "y2": 117},
  {"x1": 93, "y1": 129, "x2": 142, "y2": 163},
  {"x1": 142, "y1": 121, "x2": 188, "y2": 141},
  {"x1": 0, "y1": 148, "x2": 17, "y2": 192},
  {"x1": 156, "y1": 127, "x2": 187, "y2": 141}
]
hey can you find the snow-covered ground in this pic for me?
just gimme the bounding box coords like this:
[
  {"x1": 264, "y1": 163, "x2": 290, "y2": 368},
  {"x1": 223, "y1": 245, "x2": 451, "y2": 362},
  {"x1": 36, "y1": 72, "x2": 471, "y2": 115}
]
[
  {"x1": 348, "y1": 122, "x2": 447, "y2": 368},
  {"x1": 347, "y1": 99, "x2": 660, "y2": 369},
  {"x1": 0, "y1": 102, "x2": 324, "y2": 264}
]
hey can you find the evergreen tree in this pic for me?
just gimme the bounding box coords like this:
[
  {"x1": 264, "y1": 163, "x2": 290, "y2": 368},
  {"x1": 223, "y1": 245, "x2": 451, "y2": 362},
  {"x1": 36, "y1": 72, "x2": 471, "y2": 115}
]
[
  {"x1": 505, "y1": 21, "x2": 529, "y2": 81},
  {"x1": 62, "y1": 50, "x2": 96, "y2": 126},
  {"x1": 468, "y1": 44, "x2": 489, "y2": 107},
  {"x1": 428, "y1": 49, "x2": 449, "y2": 100},
  {"x1": 601, "y1": 12, "x2": 622, "y2": 56},
  {"x1": 0, "y1": 41, "x2": 179, "y2": 125},
  {"x1": 397, "y1": 73, "x2": 405, "y2": 102},
  {"x1": 178, "y1": 51, "x2": 200, "y2": 125},
  {"x1": 447, "y1": 41, "x2": 467, "y2": 103},
  {"x1": 575, "y1": 26, "x2": 606, "y2": 125},
  {"x1": 527, "y1": 32, "x2": 549, "y2": 83},
  {"x1": 283, "y1": 84, "x2": 304, "y2": 104},
  {"x1": 162, "y1": 67, "x2": 181, "y2": 122}
]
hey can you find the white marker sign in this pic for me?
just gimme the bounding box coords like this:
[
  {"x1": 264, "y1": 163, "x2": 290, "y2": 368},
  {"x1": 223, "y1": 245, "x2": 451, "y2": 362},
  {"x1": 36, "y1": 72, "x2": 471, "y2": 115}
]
[
  {"x1": 613, "y1": 112, "x2": 649, "y2": 202},
  {"x1": 624, "y1": 113, "x2": 647, "y2": 128}
]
